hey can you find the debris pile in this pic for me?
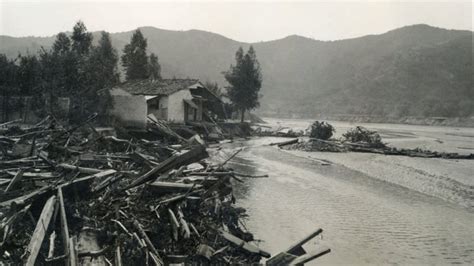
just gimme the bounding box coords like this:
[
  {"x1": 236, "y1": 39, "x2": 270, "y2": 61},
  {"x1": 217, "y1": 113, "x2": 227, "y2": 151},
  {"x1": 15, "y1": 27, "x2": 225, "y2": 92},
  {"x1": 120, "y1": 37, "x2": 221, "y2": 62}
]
[
  {"x1": 342, "y1": 126, "x2": 384, "y2": 148},
  {"x1": 252, "y1": 125, "x2": 303, "y2": 138},
  {"x1": 279, "y1": 126, "x2": 474, "y2": 160},
  {"x1": 0, "y1": 116, "x2": 272, "y2": 265}
]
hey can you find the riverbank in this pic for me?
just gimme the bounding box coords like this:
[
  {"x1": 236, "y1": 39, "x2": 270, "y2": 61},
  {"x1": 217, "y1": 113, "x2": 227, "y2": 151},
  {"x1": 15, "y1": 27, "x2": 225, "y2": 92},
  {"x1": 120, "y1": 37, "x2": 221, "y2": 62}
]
[{"x1": 223, "y1": 137, "x2": 474, "y2": 265}]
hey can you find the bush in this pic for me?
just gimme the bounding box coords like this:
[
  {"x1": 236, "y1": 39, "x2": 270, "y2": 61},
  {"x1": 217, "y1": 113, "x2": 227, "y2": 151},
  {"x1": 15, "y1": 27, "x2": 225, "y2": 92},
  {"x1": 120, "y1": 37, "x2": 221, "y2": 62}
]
[
  {"x1": 342, "y1": 126, "x2": 384, "y2": 147},
  {"x1": 309, "y1": 121, "x2": 335, "y2": 140}
]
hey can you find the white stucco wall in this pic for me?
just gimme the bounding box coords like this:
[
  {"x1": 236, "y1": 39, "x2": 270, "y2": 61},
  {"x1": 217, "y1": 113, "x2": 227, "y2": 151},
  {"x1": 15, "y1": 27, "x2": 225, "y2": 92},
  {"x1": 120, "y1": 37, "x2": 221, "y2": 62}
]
[{"x1": 167, "y1": 89, "x2": 193, "y2": 123}]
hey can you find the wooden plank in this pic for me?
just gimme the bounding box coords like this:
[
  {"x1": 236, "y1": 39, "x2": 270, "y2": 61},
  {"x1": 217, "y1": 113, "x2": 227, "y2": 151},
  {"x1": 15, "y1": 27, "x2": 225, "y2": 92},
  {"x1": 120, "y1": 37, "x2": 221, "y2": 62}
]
[
  {"x1": 1, "y1": 185, "x2": 52, "y2": 208},
  {"x1": 58, "y1": 169, "x2": 117, "y2": 190},
  {"x1": 57, "y1": 163, "x2": 107, "y2": 174},
  {"x1": 287, "y1": 228, "x2": 323, "y2": 255},
  {"x1": 4, "y1": 169, "x2": 25, "y2": 192},
  {"x1": 290, "y1": 247, "x2": 331, "y2": 265},
  {"x1": 115, "y1": 245, "x2": 122, "y2": 266},
  {"x1": 57, "y1": 187, "x2": 70, "y2": 261},
  {"x1": 68, "y1": 237, "x2": 78, "y2": 266},
  {"x1": 25, "y1": 195, "x2": 57, "y2": 266},
  {"x1": 133, "y1": 220, "x2": 164, "y2": 265},
  {"x1": 147, "y1": 181, "x2": 202, "y2": 194},
  {"x1": 126, "y1": 145, "x2": 208, "y2": 190},
  {"x1": 266, "y1": 252, "x2": 298, "y2": 265},
  {"x1": 218, "y1": 229, "x2": 271, "y2": 258}
]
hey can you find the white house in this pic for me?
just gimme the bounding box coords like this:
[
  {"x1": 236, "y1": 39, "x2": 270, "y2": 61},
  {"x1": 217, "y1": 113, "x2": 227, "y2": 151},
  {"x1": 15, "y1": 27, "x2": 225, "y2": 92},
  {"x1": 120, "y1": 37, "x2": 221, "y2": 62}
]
[{"x1": 110, "y1": 79, "x2": 222, "y2": 128}]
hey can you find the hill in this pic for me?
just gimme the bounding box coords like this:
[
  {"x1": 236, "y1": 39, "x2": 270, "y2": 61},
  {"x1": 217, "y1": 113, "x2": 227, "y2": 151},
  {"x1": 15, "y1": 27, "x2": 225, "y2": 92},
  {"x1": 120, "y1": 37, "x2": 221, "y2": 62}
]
[{"x1": 1, "y1": 24, "x2": 472, "y2": 118}]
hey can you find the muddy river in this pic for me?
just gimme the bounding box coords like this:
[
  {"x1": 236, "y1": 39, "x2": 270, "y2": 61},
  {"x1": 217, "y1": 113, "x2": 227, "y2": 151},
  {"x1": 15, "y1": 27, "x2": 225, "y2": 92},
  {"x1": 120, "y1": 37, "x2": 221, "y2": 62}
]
[{"x1": 211, "y1": 121, "x2": 474, "y2": 265}]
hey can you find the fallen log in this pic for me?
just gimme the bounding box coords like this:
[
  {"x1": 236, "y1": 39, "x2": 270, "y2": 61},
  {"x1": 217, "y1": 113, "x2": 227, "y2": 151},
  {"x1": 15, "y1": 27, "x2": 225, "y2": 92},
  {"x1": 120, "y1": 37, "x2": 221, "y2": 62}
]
[{"x1": 270, "y1": 138, "x2": 298, "y2": 147}]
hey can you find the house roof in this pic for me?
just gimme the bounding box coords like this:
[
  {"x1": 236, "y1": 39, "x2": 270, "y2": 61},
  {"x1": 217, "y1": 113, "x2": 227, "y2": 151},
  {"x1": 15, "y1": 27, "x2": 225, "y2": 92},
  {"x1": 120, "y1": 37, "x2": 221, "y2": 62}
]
[{"x1": 113, "y1": 79, "x2": 201, "y2": 96}]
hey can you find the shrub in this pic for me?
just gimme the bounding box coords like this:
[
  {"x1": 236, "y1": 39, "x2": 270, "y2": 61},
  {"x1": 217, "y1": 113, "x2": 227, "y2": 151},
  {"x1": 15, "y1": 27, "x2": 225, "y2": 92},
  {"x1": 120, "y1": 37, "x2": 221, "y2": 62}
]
[{"x1": 309, "y1": 121, "x2": 335, "y2": 140}]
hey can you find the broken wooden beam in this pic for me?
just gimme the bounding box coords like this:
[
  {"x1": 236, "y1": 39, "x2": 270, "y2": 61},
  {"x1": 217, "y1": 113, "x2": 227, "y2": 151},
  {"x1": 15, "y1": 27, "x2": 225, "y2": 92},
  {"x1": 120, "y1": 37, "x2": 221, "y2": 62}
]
[
  {"x1": 25, "y1": 195, "x2": 57, "y2": 266},
  {"x1": 146, "y1": 181, "x2": 202, "y2": 194},
  {"x1": 133, "y1": 220, "x2": 164, "y2": 265},
  {"x1": 218, "y1": 229, "x2": 271, "y2": 258},
  {"x1": 57, "y1": 163, "x2": 105, "y2": 174},
  {"x1": 4, "y1": 169, "x2": 25, "y2": 192},
  {"x1": 125, "y1": 145, "x2": 208, "y2": 190},
  {"x1": 57, "y1": 187, "x2": 70, "y2": 259}
]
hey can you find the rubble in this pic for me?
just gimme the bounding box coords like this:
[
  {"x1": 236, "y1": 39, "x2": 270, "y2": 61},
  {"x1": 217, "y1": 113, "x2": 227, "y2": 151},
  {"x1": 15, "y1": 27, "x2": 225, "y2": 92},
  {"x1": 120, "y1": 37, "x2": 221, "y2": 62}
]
[{"x1": 0, "y1": 117, "x2": 274, "y2": 265}]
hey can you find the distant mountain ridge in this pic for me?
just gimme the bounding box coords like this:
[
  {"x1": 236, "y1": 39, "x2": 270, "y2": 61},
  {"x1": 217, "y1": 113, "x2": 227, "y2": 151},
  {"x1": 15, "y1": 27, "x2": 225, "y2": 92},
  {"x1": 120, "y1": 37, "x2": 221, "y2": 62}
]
[{"x1": 1, "y1": 24, "x2": 472, "y2": 118}]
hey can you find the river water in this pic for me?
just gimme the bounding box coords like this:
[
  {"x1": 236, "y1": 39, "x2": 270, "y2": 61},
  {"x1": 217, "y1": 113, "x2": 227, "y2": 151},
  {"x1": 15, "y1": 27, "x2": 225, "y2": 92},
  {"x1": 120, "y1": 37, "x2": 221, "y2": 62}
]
[{"x1": 211, "y1": 122, "x2": 474, "y2": 265}]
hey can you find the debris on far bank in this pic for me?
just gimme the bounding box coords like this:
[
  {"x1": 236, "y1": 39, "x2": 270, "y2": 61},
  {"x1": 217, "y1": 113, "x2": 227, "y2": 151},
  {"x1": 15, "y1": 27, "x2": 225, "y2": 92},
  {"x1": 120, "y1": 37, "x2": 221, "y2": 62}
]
[
  {"x1": 274, "y1": 122, "x2": 474, "y2": 160},
  {"x1": 0, "y1": 116, "x2": 331, "y2": 265}
]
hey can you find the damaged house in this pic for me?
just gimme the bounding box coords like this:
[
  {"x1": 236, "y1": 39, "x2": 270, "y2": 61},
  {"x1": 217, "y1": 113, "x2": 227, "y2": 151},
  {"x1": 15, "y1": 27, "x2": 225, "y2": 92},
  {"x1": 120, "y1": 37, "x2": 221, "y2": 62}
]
[{"x1": 110, "y1": 79, "x2": 225, "y2": 128}]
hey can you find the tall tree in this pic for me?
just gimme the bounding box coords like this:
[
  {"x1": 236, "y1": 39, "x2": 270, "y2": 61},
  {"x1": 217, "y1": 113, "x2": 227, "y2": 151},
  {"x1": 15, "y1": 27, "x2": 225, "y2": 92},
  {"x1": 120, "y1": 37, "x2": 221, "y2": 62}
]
[
  {"x1": 71, "y1": 21, "x2": 93, "y2": 55},
  {"x1": 0, "y1": 54, "x2": 19, "y2": 121},
  {"x1": 148, "y1": 53, "x2": 161, "y2": 80},
  {"x1": 17, "y1": 54, "x2": 41, "y2": 95},
  {"x1": 86, "y1": 31, "x2": 119, "y2": 121},
  {"x1": 224, "y1": 46, "x2": 262, "y2": 122},
  {"x1": 121, "y1": 29, "x2": 149, "y2": 80}
]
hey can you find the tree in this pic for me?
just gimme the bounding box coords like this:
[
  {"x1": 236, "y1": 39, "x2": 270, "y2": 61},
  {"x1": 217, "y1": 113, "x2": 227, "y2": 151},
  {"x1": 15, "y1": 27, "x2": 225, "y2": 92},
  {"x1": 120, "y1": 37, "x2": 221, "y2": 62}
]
[
  {"x1": 86, "y1": 31, "x2": 119, "y2": 121},
  {"x1": 224, "y1": 46, "x2": 262, "y2": 122},
  {"x1": 121, "y1": 29, "x2": 149, "y2": 80},
  {"x1": 52, "y1": 33, "x2": 71, "y2": 56},
  {"x1": 0, "y1": 54, "x2": 19, "y2": 121},
  {"x1": 71, "y1": 21, "x2": 93, "y2": 55},
  {"x1": 148, "y1": 53, "x2": 161, "y2": 80},
  {"x1": 17, "y1": 54, "x2": 41, "y2": 95}
]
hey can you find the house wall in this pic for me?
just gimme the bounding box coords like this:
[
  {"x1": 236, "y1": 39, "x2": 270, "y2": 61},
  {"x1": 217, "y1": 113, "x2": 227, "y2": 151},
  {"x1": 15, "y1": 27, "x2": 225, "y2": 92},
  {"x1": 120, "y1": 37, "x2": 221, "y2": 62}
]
[
  {"x1": 147, "y1": 96, "x2": 168, "y2": 120},
  {"x1": 110, "y1": 95, "x2": 147, "y2": 128},
  {"x1": 167, "y1": 90, "x2": 194, "y2": 123}
]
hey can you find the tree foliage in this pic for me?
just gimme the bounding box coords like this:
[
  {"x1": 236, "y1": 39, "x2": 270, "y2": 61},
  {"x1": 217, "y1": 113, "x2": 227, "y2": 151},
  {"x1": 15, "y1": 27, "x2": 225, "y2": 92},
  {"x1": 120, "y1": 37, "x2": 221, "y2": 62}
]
[
  {"x1": 148, "y1": 53, "x2": 161, "y2": 80},
  {"x1": 0, "y1": 21, "x2": 120, "y2": 124},
  {"x1": 224, "y1": 46, "x2": 262, "y2": 122},
  {"x1": 122, "y1": 30, "x2": 150, "y2": 80}
]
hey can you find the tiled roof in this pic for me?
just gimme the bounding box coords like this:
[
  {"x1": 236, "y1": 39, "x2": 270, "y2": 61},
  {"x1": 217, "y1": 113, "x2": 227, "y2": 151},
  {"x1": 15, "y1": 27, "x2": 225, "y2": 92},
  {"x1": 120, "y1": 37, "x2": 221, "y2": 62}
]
[{"x1": 113, "y1": 79, "x2": 201, "y2": 96}]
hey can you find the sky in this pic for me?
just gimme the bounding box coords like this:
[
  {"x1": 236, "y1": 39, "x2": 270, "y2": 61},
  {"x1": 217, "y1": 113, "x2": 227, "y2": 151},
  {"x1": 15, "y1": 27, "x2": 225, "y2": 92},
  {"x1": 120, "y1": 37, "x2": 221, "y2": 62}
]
[{"x1": 0, "y1": 0, "x2": 472, "y2": 42}]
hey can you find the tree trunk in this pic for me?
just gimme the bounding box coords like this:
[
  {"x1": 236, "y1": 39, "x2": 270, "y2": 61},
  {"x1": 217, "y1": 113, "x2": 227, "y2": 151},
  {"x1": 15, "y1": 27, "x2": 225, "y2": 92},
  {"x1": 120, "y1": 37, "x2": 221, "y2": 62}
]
[{"x1": 241, "y1": 108, "x2": 245, "y2": 123}]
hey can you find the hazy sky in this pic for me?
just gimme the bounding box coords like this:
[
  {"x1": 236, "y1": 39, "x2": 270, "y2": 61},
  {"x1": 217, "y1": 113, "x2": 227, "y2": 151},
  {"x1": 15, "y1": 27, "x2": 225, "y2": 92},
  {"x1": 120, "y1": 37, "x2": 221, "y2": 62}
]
[{"x1": 0, "y1": 0, "x2": 472, "y2": 42}]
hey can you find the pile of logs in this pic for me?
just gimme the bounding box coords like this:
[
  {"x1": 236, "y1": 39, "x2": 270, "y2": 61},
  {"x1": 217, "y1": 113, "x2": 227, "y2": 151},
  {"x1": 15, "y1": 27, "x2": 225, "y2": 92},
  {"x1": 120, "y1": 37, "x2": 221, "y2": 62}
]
[{"x1": 0, "y1": 117, "x2": 272, "y2": 264}]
